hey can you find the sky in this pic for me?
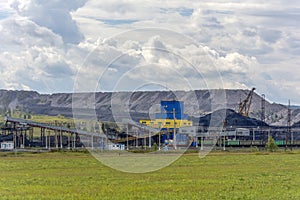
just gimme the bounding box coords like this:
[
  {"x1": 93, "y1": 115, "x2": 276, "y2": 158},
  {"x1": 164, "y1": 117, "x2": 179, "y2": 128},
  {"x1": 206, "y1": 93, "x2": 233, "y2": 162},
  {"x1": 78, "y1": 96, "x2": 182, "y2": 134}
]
[{"x1": 0, "y1": 0, "x2": 299, "y2": 105}]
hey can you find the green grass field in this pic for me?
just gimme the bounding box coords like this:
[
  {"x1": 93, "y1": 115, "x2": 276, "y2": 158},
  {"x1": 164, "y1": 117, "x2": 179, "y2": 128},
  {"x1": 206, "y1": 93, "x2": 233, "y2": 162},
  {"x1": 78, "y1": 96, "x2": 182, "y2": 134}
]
[{"x1": 0, "y1": 151, "x2": 300, "y2": 200}]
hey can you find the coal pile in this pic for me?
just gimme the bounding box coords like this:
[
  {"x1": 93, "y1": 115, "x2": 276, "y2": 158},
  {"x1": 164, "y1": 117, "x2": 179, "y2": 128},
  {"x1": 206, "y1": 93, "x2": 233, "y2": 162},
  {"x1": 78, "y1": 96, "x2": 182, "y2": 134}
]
[{"x1": 194, "y1": 109, "x2": 268, "y2": 127}]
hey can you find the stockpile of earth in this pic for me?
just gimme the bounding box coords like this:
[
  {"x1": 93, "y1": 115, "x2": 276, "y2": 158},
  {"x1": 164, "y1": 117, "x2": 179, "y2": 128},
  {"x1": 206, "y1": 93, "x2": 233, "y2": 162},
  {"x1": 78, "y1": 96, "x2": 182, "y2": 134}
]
[{"x1": 194, "y1": 109, "x2": 268, "y2": 127}]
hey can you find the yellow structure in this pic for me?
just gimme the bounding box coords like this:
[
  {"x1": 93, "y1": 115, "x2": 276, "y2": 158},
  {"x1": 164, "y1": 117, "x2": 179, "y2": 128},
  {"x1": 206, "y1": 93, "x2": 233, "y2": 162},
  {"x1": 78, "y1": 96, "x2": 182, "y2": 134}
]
[
  {"x1": 139, "y1": 100, "x2": 193, "y2": 129},
  {"x1": 139, "y1": 119, "x2": 193, "y2": 129}
]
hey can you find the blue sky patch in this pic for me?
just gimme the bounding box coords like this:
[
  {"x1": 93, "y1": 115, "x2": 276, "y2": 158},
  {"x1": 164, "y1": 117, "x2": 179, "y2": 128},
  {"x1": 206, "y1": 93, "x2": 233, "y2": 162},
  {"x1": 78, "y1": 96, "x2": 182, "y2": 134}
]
[
  {"x1": 0, "y1": 11, "x2": 10, "y2": 19},
  {"x1": 160, "y1": 8, "x2": 193, "y2": 17},
  {"x1": 177, "y1": 8, "x2": 193, "y2": 17},
  {"x1": 100, "y1": 19, "x2": 138, "y2": 25}
]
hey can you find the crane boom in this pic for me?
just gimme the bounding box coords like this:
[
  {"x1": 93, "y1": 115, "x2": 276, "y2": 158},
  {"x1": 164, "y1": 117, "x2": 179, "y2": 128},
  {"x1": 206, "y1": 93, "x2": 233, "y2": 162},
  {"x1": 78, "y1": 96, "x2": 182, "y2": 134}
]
[{"x1": 238, "y1": 88, "x2": 256, "y2": 117}]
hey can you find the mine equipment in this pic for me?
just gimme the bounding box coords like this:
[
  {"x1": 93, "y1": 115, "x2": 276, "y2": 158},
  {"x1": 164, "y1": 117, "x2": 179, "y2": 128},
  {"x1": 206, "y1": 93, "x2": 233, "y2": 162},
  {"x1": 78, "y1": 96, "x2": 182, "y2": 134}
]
[{"x1": 238, "y1": 88, "x2": 256, "y2": 117}]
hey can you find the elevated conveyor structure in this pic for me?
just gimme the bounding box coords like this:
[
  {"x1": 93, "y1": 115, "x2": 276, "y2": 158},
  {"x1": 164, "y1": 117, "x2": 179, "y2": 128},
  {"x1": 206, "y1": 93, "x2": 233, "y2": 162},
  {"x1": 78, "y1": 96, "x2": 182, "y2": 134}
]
[{"x1": 4, "y1": 117, "x2": 106, "y2": 149}]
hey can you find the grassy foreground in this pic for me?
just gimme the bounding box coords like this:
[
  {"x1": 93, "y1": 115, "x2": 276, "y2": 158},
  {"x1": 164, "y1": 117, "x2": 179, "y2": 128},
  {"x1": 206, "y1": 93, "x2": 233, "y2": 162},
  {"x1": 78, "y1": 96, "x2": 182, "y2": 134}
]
[{"x1": 0, "y1": 151, "x2": 299, "y2": 200}]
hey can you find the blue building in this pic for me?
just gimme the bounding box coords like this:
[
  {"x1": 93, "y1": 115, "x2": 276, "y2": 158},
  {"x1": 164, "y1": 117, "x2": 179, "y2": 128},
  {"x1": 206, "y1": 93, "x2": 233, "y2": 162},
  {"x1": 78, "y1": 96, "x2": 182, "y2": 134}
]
[
  {"x1": 139, "y1": 100, "x2": 192, "y2": 130},
  {"x1": 155, "y1": 101, "x2": 189, "y2": 120}
]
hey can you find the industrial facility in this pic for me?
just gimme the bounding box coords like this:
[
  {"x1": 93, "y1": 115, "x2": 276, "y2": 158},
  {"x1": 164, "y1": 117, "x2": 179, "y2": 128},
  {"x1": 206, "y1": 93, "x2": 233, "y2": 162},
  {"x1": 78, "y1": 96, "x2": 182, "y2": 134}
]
[
  {"x1": 139, "y1": 100, "x2": 193, "y2": 129},
  {"x1": 139, "y1": 100, "x2": 193, "y2": 148},
  {"x1": 1, "y1": 89, "x2": 300, "y2": 151}
]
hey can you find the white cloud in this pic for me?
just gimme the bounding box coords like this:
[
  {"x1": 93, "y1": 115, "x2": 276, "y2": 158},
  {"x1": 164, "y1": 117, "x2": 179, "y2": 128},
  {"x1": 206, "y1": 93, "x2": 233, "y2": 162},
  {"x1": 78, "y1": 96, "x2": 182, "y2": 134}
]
[
  {"x1": 0, "y1": 0, "x2": 299, "y2": 104},
  {"x1": 0, "y1": 15, "x2": 86, "y2": 93},
  {"x1": 10, "y1": 0, "x2": 86, "y2": 44},
  {"x1": 72, "y1": 32, "x2": 259, "y2": 95}
]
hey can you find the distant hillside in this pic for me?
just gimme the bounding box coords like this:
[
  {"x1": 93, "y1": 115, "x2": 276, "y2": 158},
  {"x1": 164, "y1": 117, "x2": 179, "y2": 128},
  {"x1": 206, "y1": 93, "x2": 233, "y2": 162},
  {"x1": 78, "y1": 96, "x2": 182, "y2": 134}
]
[{"x1": 0, "y1": 89, "x2": 296, "y2": 126}]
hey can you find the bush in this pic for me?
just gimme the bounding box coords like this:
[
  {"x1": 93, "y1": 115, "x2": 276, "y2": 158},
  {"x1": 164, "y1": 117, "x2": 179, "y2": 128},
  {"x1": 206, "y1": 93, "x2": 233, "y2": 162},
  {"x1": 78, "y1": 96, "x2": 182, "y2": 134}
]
[
  {"x1": 250, "y1": 146, "x2": 259, "y2": 152},
  {"x1": 152, "y1": 143, "x2": 158, "y2": 151},
  {"x1": 265, "y1": 136, "x2": 278, "y2": 152}
]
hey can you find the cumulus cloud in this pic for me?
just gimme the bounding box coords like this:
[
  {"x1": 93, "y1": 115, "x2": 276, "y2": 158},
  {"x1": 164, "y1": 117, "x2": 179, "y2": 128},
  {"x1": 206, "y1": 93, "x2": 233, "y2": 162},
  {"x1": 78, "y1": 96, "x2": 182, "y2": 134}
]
[
  {"x1": 73, "y1": 32, "x2": 259, "y2": 95},
  {"x1": 0, "y1": 0, "x2": 92, "y2": 93},
  {"x1": 0, "y1": 42, "x2": 75, "y2": 92},
  {"x1": 10, "y1": 0, "x2": 86, "y2": 44},
  {"x1": 0, "y1": 16, "x2": 85, "y2": 93},
  {"x1": 0, "y1": 18, "x2": 63, "y2": 50},
  {"x1": 0, "y1": 0, "x2": 299, "y2": 104}
]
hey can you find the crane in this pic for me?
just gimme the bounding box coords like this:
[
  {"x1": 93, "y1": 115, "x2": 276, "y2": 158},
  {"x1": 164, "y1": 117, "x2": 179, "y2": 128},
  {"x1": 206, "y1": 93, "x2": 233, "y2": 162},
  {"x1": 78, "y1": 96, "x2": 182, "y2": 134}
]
[{"x1": 238, "y1": 88, "x2": 256, "y2": 117}]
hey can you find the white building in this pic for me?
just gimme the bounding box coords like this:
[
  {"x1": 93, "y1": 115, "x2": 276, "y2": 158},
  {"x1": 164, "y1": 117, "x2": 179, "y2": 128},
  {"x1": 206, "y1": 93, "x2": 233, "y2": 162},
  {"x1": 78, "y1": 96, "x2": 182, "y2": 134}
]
[
  {"x1": 178, "y1": 126, "x2": 197, "y2": 137},
  {"x1": 107, "y1": 144, "x2": 125, "y2": 150},
  {"x1": 1, "y1": 141, "x2": 14, "y2": 150},
  {"x1": 235, "y1": 128, "x2": 250, "y2": 136}
]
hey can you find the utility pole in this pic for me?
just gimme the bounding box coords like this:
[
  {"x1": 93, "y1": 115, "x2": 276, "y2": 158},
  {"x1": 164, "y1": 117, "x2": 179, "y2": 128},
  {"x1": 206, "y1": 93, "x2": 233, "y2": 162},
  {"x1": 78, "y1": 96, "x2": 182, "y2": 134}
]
[
  {"x1": 223, "y1": 120, "x2": 227, "y2": 151},
  {"x1": 200, "y1": 126, "x2": 204, "y2": 151},
  {"x1": 135, "y1": 130, "x2": 138, "y2": 148},
  {"x1": 261, "y1": 94, "x2": 265, "y2": 123},
  {"x1": 73, "y1": 133, "x2": 76, "y2": 149},
  {"x1": 22, "y1": 129, "x2": 25, "y2": 148},
  {"x1": 13, "y1": 131, "x2": 16, "y2": 150},
  {"x1": 126, "y1": 124, "x2": 129, "y2": 150},
  {"x1": 158, "y1": 125, "x2": 161, "y2": 150},
  {"x1": 173, "y1": 108, "x2": 177, "y2": 150},
  {"x1": 200, "y1": 136, "x2": 204, "y2": 151},
  {"x1": 45, "y1": 130, "x2": 48, "y2": 149},
  {"x1": 223, "y1": 133, "x2": 226, "y2": 151},
  {"x1": 148, "y1": 130, "x2": 151, "y2": 148},
  {"x1": 261, "y1": 94, "x2": 266, "y2": 146},
  {"x1": 60, "y1": 130, "x2": 63, "y2": 149},
  {"x1": 287, "y1": 100, "x2": 292, "y2": 151},
  {"x1": 68, "y1": 133, "x2": 71, "y2": 149},
  {"x1": 91, "y1": 135, "x2": 94, "y2": 150},
  {"x1": 158, "y1": 131, "x2": 161, "y2": 150},
  {"x1": 48, "y1": 130, "x2": 51, "y2": 150}
]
